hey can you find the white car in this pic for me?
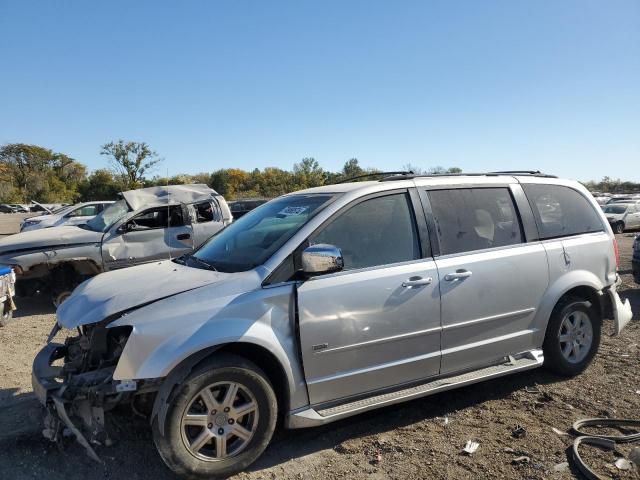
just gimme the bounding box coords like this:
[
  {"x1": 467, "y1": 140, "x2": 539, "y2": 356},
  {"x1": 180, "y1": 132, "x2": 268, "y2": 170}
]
[
  {"x1": 20, "y1": 201, "x2": 113, "y2": 232},
  {"x1": 602, "y1": 202, "x2": 640, "y2": 233}
]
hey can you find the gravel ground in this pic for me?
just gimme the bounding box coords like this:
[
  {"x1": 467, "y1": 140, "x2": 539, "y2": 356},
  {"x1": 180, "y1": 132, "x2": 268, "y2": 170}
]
[{"x1": 0, "y1": 213, "x2": 638, "y2": 479}]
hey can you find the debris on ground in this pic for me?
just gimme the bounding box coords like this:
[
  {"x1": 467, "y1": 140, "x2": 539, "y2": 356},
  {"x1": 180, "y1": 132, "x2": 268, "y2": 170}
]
[
  {"x1": 553, "y1": 462, "x2": 569, "y2": 472},
  {"x1": 614, "y1": 458, "x2": 633, "y2": 470},
  {"x1": 511, "y1": 456, "x2": 530, "y2": 465},
  {"x1": 551, "y1": 427, "x2": 569, "y2": 436},
  {"x1": 462, "y1": 440, "x2": 479, "y2": 455},
  {"x1": 511, "y1": 425, "x2": 527, "y2": 439}
]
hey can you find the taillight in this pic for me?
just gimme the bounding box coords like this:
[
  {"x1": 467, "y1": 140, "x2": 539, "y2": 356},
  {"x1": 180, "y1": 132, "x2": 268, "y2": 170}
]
[{"x1": 613, "y1": 237, "x2": 620, "y2": 270}]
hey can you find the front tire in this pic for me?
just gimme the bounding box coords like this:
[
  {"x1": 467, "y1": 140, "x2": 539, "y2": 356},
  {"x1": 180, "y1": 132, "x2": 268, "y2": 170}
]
[
  {"x1": 614, "y1": 222, "x2": 625, "y2": 234},
  {"x1": 0, "y1": 305, "x2": 13, "y2": 327},
  {"x1": 153, "y1": 354, "x2": 277, "y2": 479},
  {"x1": 543, "y1": 295, "x2": 601, "y2": 376}
]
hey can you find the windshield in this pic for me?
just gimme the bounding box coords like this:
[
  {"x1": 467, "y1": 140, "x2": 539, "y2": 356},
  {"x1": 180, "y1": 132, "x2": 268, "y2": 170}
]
[
  {"x1": 191, "y1": 194, "x2": 335, "y2": 272},
  {"x1": 84, "y1": 199, "x2": 130, "y2": 232},
  {"x1": 602, "y1": 205, "x2": 628, "y2": 214}
]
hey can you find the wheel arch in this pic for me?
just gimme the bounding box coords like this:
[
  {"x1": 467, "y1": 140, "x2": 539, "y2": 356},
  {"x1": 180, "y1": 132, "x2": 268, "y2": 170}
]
[
  {"x1": 534, "y1": 270, "x2": 606, "y2": 344},
  {"x1": 150, "y1": 340, "x2": 295, "y2": 437}
]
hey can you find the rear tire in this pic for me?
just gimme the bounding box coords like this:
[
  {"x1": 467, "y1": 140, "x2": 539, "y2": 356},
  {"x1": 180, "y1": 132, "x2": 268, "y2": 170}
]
[
  {"x1": 153, "y1": 354, "x2": 277, "y2": 479},
  {"x1": 543, "y1": 295, "x2": 601, "y2": 376},
  {"x1": 614, "y1": 222, "x2": 625, "y2": 234}
]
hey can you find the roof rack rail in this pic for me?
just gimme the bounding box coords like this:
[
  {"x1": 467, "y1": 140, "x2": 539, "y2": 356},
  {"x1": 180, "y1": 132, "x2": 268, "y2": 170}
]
[
  {"x1": 487, "y1": 170, "x2": 557, "y2": 177},
  {"x1": 380, "y1": 170, "x2": 558, "y2": 181},
  {"x1": 335, "y1": 171, "x2": 413, "y2": 184}
]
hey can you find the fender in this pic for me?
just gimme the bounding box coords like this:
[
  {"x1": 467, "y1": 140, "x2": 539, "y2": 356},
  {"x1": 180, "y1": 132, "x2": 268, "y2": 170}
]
[
  {"x1": 109, "y1": 280, "x2": 310, "y2": 415},
  {"x1": 531, "y1": 268, "x2": 605, "y2": 345}
]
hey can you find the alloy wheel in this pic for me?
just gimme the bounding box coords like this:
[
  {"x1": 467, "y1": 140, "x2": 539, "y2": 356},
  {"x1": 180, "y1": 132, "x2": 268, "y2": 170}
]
[
  {"x1": 180, "y1": 381, "x2": 259, "y2": 461},
  {"x1": 558, "y1": 310, "x2": 593, "y2": 364}
]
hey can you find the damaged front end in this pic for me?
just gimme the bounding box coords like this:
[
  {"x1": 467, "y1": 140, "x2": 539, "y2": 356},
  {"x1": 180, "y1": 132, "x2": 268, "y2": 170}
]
[{"x1": 32, "y1": 321, "x2": 157, "y2": 460}]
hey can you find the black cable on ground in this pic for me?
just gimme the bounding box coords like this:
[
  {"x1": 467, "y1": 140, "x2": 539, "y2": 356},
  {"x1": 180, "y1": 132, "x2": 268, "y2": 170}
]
[{"x1": 570, "y1": 418, "x2": 640, "y2": 480}]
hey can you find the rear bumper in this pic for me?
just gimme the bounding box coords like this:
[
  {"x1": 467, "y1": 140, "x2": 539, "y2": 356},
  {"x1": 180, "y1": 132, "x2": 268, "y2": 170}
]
[{"x1": 609, "y1": 283, "x2": 633, "y2": 336}]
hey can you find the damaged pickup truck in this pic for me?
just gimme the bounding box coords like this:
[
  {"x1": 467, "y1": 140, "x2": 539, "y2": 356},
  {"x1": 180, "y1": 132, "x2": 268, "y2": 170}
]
[
  {"x1": 32, "y1": 173, "x2": 632, "y2": 479},
  {"x1": 0, "y1": 184, "x2": 231, "y2": 307}
]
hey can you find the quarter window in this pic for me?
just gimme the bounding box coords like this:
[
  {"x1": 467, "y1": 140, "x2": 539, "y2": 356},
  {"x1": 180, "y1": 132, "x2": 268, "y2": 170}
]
[
  {"x1": 193, "y1": 201, "x2": 220, "y2": 223},
  {"x1": 311, "y1": 193, "x2": 420, "y2": 270},
  {"x1": 522, "y1": 185, "x2": 604, "y2": 239},
  {"x1": 428, "y1": 188, "x2": 523, "y2": 255}
]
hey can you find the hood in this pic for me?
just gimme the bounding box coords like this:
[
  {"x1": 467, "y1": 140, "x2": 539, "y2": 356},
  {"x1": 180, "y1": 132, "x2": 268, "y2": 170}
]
[
  {"x1": 23, "y1": 214, "x2": 55, "y2": 223},
  {"x1": 0, "y1": 226, "x2": 102, "y2": 254},
  {"x1": 56, "y1": 260, "x2": 230, "y2": 328}
]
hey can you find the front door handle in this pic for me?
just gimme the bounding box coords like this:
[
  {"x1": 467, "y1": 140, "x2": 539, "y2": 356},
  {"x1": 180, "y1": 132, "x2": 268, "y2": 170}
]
[
  {"x1": 177, "y1": 233, "x2": 191, "y2": 240},
  {"x1": 402, "y1": 276, "x2": 433, "y2": 288},
  {"x1": 444, "y1": 269, "x2": 473, "y2": 281}
]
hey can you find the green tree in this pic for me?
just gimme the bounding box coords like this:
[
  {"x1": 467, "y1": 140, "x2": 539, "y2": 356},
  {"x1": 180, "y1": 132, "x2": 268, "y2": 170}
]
[
  {"x1": 100, "y1": 140, "x2": 161, "y2": 189},
  {"x1": 78, "y1": 169, "x2": 125, "y2": 201},
  {"x1": 293, "y1": 157, "x2": 324, "y2": 188},
  {"x1": 342, "y1": 158, "x2": 364, "y2": 179},
  {"x1": 0, "y1": 143, "x2": 85, "y2": 202}
]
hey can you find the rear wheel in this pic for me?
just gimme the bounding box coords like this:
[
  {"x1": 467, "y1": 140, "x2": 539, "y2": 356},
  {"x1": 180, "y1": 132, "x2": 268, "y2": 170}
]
[
  {"x1": 153, "y1": 354, "x2": 277, "y2": 479},
  {"x1": 614, "y1": 222, "x2": 625, "y2": 234},
  {"x1": 543, "y1": 295, "x2": 601, "y2": 376}
]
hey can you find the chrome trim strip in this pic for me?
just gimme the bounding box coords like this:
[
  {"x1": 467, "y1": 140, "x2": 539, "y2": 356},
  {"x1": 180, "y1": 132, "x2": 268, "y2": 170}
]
[
  {"x1": 316, "y1": 326, "x2": 442, "y2": 355},
  {"x1": 442, "y1": 307, "x2": 535, "y2": 331}
]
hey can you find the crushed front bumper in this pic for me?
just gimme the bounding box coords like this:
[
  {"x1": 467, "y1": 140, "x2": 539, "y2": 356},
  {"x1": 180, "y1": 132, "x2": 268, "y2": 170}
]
[
  {"x1": 31, "y1": 343, "x2": 102, "y2": 461},
  {"x1": 31, "y1": 343, "x2": 66, "y2": 404}
]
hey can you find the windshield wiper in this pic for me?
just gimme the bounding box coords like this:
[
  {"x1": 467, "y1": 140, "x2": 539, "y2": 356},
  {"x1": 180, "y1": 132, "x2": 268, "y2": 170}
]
[{"x1": 180, "y1": 253, "x2": 217, "y2": 271}]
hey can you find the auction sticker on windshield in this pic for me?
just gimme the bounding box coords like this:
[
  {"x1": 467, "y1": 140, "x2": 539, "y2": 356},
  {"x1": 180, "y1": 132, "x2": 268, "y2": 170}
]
[{"x1": 278, "y1": 206, "x2": 309, "y2": 216}]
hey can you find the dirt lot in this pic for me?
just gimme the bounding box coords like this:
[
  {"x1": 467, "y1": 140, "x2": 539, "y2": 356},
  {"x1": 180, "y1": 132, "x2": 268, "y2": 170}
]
[{"x1": 0, "y1": 213, "x2": 638, "y2": 479}]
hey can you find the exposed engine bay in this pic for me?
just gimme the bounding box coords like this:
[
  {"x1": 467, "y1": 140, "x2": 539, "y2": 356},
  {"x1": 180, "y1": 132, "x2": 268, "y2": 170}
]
[{"x1": 34, "y1": 322, "x2": 158, "y2": 461}]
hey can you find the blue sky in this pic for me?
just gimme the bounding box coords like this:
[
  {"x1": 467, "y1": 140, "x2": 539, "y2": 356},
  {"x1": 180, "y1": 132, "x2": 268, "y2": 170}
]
[{"x1": 1, "y1": 0, "x2": 638, "y2": 181}]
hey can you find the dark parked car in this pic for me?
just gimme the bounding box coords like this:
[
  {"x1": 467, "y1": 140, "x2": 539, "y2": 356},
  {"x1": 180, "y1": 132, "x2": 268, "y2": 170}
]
[
  {"x1": 633, "y1": 235, "x2": 640, "y2": 284},
  {"x1": 0, "y1": 204, "x2": 17, "y2": 213},
  {"x1": 228, "y1": 198, "x2": 269, "y2": 219}
]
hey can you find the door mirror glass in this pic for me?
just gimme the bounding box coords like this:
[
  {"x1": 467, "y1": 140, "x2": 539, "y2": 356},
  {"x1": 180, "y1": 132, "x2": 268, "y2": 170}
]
[
  {"x1": 302, "y1": 244, "x2": 344, "y2": 275},
  {"x1": 117, "y1": 222, "x2": 132, "y2": 234}
]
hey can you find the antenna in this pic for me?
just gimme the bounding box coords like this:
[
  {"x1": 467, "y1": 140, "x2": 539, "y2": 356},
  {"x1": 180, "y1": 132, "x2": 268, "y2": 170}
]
[{"x1": 167, "y1": 168, "x2": 171, "y2": 260}]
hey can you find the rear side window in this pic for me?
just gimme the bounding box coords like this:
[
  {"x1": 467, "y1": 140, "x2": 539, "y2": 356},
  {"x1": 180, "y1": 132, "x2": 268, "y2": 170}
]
[
  {"x1": 523, "y1": 185, "x2": 603, "y2": 239},
  {"x1": 311, "y1": 193, "x2": 420, "y2": 270},
  {"x1": 428, "y1": 188, "x2": 523, "y2": 255},
  {"x1": 193, "y1": 200, "x2": 221, "y2": 223}
]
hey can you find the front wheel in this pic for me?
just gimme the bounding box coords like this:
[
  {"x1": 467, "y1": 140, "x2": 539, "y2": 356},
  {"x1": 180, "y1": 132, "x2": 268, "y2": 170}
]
[
  {"x1": 153, "y1": 354, "x2": 277, "y2": 479},
  {"x1": 614, "y1": 222, "x2": 625, "y2": 234},
  {"x1": 0, "y1": 304, "x2": 13, "y2": 327},
  {"x1": 543, "y1": 295, "x2": 601, "y2": 376}
]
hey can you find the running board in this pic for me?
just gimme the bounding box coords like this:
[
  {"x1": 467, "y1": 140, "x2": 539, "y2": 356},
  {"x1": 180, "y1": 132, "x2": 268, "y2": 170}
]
[{"x1": 286, "y1": 349, "x2": 543, "y2": 428}]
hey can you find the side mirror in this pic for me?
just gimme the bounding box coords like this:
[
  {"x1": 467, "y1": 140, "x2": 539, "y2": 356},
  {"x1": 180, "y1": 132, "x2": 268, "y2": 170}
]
[
  {"x1": 117, "y1": 222, "x2": 132, "y2": 234},
  {"x1": 301, "y1": 244, "x2": 344, "y2": 276}
]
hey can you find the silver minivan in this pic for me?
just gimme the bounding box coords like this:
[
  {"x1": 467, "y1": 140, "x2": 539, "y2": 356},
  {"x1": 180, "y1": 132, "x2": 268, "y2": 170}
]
[{"x1": 33, "y1": 172, "x2": 632, "y2": 478}]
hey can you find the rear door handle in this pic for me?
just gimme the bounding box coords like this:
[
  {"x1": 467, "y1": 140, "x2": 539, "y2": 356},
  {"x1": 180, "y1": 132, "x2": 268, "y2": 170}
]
[
  {"x1": 177, "y1": 233, "x2": 191, "y2": 240},
  {"x1": 444, "y1": 269, "x2": 473, "y2": 281},
  {"x1": 402, "y1": 276, "x2": 433, "y2": 288}
]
